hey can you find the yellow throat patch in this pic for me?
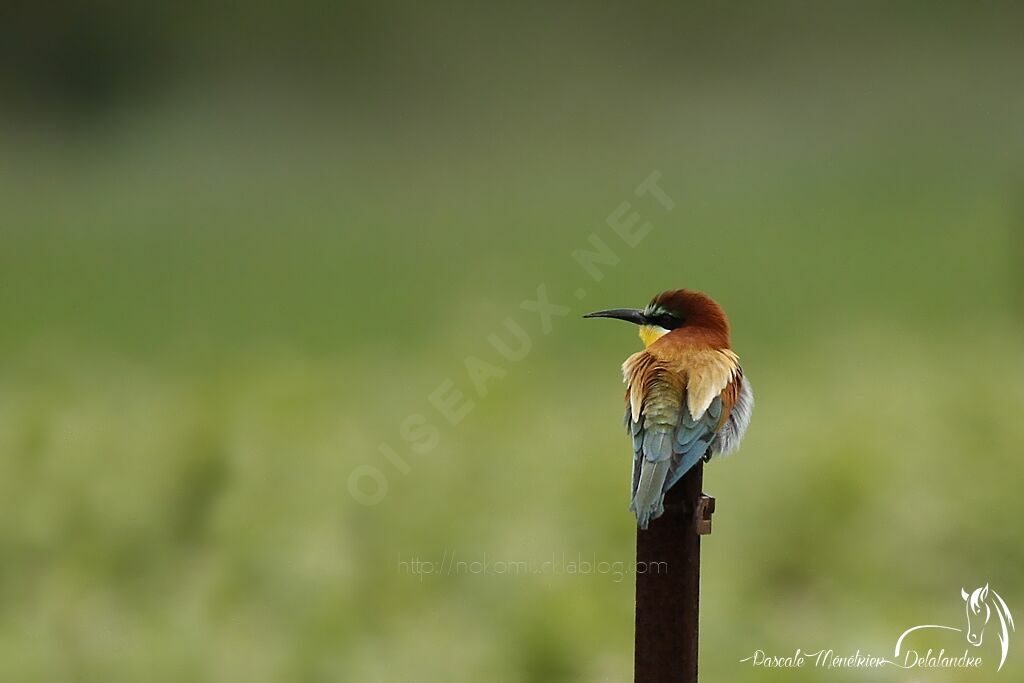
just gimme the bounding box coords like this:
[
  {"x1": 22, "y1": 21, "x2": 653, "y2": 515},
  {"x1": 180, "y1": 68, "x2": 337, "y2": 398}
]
[{"x1": 638, "y1": 325, "x2": 669, "y2": 347}]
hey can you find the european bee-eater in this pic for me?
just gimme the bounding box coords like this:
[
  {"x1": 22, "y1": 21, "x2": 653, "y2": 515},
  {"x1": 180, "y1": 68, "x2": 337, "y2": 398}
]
[{"x1": 585, "y1": 289, "x2": 753, "y2": 528}]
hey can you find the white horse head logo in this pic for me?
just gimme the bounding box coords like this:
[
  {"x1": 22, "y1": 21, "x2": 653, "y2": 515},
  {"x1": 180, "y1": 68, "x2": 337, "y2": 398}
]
[
  {"x1": 962, "y1": 584, "x2": 1014, "y2": 664},
  {"x1": 896, "y1": 584, "x2": 1015, "y2": 671}
]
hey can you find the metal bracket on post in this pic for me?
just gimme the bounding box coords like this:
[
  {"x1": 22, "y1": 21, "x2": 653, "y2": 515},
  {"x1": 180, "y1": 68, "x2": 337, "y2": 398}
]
[{"x1": 694, "y1": 494, "x2": 715, "y2": 535}]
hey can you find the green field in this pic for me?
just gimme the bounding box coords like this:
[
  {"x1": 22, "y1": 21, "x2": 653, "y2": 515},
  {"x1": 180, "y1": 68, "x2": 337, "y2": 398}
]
[{"x1": 1, "y1": 4, "x2": 1023, "y2": 681}]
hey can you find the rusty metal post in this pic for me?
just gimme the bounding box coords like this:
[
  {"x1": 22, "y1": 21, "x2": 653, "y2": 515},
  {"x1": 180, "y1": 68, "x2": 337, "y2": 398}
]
[{"x1": 634, "y1": 461, "x2": 714, "y2": 683}]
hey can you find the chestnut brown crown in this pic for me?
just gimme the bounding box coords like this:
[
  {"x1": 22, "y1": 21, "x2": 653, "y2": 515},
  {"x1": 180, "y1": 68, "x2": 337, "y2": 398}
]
[{"x1": 644, "y1": 289, "x2": 730, "y2": 338}]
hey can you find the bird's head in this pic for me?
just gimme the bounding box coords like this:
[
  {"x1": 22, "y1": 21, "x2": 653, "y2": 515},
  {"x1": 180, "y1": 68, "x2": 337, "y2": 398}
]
[{"x1": 584, "y1": 289, "x2": 730, "y2": 348}]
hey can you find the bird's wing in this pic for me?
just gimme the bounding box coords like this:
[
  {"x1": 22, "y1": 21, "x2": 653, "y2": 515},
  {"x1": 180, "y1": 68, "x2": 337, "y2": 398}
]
[
  {"x1": 661, "y1": 394, "x2": 724, "y2": 493},
  {"x1": 623, "y1": 349, "x2": 741, "y2": 527},
  {"x1": 709, "y1": 370, "x2": 753, "y2": 457}
]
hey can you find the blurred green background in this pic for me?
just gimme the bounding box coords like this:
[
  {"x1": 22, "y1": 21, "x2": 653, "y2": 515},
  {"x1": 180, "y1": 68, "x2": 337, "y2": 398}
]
[{"x1": 1, "y1": 2, "x2": 1023, "y2": 681}]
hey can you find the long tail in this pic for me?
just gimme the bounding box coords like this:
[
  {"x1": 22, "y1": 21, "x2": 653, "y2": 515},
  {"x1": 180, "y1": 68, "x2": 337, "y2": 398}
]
[{"x1": 631, "y1": 457, "x2": 671, "y2": 529}]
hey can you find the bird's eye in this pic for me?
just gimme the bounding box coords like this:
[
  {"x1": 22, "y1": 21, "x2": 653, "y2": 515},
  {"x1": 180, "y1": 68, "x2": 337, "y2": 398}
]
[{"x1": 658, "y1": 313, "x2": 682, "y2": 329}]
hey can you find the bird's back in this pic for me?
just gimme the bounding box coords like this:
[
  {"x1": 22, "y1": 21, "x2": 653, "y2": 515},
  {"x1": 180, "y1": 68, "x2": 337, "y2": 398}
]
[{"x1": 623, "y1": 338, "x2": 750, "y2": 527}]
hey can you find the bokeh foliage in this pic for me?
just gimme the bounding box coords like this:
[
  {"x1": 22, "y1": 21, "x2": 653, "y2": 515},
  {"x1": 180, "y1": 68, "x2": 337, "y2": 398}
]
[{"x1": 1, "y1": 2, "x2": 1022, "y2": 681}]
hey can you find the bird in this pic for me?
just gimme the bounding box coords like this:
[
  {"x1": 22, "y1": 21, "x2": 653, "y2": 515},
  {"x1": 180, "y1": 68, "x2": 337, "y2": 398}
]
[{"x1": 584, "y1": 289, "x2": 753, "y2": 528}]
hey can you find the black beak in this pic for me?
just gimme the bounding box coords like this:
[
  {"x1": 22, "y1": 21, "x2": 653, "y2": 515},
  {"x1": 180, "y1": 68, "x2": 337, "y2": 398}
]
[{"x1": 582, "y1": 308, "x2": 647, "y2": 325}]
